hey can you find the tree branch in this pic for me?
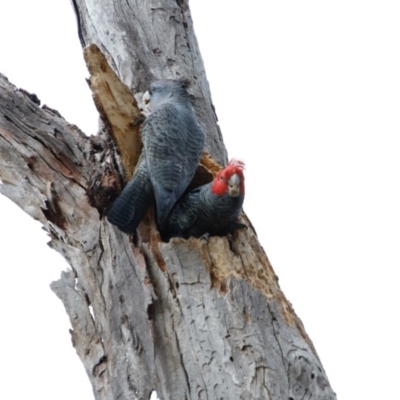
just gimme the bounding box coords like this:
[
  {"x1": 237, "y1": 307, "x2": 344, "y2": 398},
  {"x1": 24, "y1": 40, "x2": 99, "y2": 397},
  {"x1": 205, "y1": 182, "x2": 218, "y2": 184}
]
[
  {"x1": 72, "y1": 0, "x2": 228, "y2": 165},
  {"x1": 0, "y1": 0, "x2": 337, "y2": 398}
]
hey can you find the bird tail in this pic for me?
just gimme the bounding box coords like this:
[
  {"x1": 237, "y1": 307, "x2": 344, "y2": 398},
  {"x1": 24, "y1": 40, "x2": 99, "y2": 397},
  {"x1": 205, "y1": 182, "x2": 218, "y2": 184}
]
[
  {"x1": 107, "y1": 162, "x2": 153, "y2": 233},
  {"x1": 153, "y1": 184, "x2": 178, "y2": 231}
]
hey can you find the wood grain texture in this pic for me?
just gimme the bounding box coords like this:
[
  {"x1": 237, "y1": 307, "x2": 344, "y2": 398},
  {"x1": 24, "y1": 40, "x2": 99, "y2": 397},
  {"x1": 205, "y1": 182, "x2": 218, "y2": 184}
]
[
  {"x1": 84, "y1": 44, "x2": 144, "y2": 179},
  {"x1": 0, "y1": 74, "x2": 155, "y2": 399},
  {"x1": 71, "y1": 0, "x2": 228, "y2": 165},
  {"x1": 0, "y1": 0, "x2": 337, "y2": 399}
]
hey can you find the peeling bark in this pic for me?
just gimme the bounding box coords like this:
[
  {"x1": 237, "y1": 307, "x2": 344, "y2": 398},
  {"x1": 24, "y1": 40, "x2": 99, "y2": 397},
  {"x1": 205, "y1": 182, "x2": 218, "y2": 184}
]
[
  {"x1": 0, "y1": 1, "x2": 336, "y2": 399},
  {"x1": 84, "y1": 44, "x2": 144, "y2": 179},
  {"x1": 71, "y1": 0, "x2": 227, "y2": 165}
]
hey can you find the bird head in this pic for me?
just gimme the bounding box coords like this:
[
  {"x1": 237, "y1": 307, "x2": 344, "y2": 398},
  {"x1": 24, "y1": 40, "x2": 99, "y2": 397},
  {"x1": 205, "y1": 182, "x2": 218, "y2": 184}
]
[
  {"x1": 143, "y1": 77, "x2": 191, "y2": 111},
  {"x1": 211, "y1": 159, "x2": 245, "y2": 197}
]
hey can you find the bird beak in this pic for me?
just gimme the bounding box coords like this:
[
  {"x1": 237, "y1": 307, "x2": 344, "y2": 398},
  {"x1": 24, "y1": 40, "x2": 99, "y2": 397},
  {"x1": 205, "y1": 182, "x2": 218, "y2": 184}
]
[
  {"x1": 228, "y1": 173, "x2": 240, "y2": 197},
  {"x1": 143, "y1": 91, "x2": 151, "y2": 109}
]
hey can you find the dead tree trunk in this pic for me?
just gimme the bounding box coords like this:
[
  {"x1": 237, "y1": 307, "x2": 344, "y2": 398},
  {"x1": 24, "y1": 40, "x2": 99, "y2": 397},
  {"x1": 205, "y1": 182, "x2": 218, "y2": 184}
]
[{"x1": 0, "y1": 1, "x2": 336, "y2": 399}]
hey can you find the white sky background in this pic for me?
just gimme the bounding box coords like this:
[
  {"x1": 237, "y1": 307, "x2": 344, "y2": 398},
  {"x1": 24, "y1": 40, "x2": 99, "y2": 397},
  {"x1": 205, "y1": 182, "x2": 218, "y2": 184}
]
[{"x1": 0, "y1": 1, "x2": 399, "y2": 399}]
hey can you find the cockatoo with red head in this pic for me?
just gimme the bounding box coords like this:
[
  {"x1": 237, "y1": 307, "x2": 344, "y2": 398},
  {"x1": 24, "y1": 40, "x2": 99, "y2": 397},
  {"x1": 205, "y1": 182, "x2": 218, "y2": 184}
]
[{"x1": 164, "y1": 159, "x2": 246, "y2": 239}]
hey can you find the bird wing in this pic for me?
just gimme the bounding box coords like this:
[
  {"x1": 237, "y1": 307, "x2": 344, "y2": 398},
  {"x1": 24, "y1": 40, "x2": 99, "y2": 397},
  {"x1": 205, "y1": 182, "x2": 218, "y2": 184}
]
[
  {"x1": 141, "y1": 103, "x2": 204, "y2": 228},
  {"x1": 166, "y1": 187, "x2": 202, "y2": 237}
]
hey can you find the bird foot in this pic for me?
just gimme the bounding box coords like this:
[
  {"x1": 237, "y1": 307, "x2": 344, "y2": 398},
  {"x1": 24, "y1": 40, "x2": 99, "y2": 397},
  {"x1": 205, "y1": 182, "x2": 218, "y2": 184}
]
[
  {"x1": 131, "y1": 116, "x2": 146, "y2": 126},
  {"x1": 198, "y1": 232, "x2": 210, "y2": 242},
  {"x1": 233, "y1": 222, "x2": 247, "y2": 230}
]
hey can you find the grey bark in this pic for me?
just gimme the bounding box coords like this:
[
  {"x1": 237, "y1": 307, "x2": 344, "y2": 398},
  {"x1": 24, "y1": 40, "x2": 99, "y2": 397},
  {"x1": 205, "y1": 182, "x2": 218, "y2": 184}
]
[
  {"x1": 71, "y1": 0, "x2": 227, "y2": 165},
  {"x1": 0, "y1": 1, "x2": 337, "y2": 399}
]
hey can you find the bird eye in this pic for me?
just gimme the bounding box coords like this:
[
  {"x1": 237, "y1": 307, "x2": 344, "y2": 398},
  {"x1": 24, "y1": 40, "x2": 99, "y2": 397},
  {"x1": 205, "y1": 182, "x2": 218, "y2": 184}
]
[
  {"x1": 220, "y1": 176, "x2": 224, "y2": 180},
  {"x1": 149, "y1": 84, "x2": 158, "y2": 94}
]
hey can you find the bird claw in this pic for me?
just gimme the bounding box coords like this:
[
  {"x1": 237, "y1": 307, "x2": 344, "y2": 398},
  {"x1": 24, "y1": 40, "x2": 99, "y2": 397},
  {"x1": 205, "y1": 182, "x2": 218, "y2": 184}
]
[
  {"x1": 234, "y1": 222, "x2": 248, "y2": 230},
  {"x1": 131, "y1": 116, "x2": 146, "y2": 126},
  {"x1": 198, "y1": 232, "x2": 210, "y2": 242},
  {"x1": 225, "y1": 222, "x2": 247, "y2": 234}
]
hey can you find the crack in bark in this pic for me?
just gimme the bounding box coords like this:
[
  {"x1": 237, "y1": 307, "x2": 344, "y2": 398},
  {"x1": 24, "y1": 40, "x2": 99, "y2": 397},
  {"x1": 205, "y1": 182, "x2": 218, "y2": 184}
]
[
  {"x1": 268, "y1": 302, "x2": 290, "y2": 393},
  {"x1": 1, "y1": 114, "x2": 87, "y2": 190},
  {"x1": 175, "y1": 274, "x2": 209, "y2": 396},
  {"x1": 125, "y1": 0, "x2": 162, "y2": 76},
  {"x1": 173, "y1": 324, "x2": 191, "y2": 398},
  {"x1": 2, "y1": 106, "x2": 42, "y2": 132},
  {"x1": 122, "y1": 236, "x2": 140, "y2": 282},
  {"x1": 301, "y1": 388, "x2": 309, "y2": 400},
  {"x1": 71, "y1": 0, "x2": 86, "y2": 47},
  {"x1": 93, "y1": 355, "x2": 108, "y2": 377},
  {"x1": 96, "y1": 227, "x2": 107, "y2": 308},
  {"x1": 178, "y1": 4, "x2": 193, "y2": 62}
]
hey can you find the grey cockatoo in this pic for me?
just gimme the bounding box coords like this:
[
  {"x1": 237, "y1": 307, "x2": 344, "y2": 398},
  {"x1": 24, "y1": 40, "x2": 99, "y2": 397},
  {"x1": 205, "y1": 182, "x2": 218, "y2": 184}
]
[
  {"x1": 164, "y1": 159, "x2": 246, "y2": 239},
  {"x1": 107, "y1": 77, "x2": 204, "y2": 233},
  {"x1": 141, "y1": 77, "x2": 205, "y2": 230}
]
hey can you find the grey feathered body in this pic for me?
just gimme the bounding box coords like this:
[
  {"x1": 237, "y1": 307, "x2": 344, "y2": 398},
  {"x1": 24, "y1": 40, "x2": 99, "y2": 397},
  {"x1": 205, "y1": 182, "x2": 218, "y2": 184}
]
[
  {"x1": 141, "y1": 79, "x2": 205, "y2": 230},
  {"x1": 165, "y1": 183, "x2": 245, "y2": 239},
  {"x1": 106, "y1": 153, "x2": 153, "y2": 233}
]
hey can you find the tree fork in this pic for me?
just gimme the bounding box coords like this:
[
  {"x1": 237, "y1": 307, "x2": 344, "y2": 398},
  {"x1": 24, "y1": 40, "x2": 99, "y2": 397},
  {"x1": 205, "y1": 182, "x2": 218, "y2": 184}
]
[{"x1": 0, "y1": 1, "x2": 336, "y2": 399}]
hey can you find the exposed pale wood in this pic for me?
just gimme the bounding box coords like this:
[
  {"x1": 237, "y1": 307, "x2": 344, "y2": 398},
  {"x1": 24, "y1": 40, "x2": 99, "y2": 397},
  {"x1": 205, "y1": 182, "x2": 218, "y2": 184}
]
[
  {"x1": 71, "y1": 0, "x2": 228, "y2": 165},
  {"x1": 84, "y1": 44, "x2": 144, "y2": 179},
  {"x1": 144, "y1": 228, "x2": 333, "y2": 399},
  {"x1": 0, "y1": 1, "x2": 337, "y2": 399}
]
